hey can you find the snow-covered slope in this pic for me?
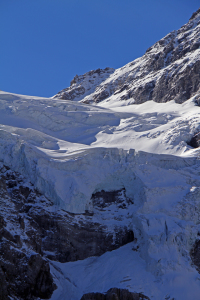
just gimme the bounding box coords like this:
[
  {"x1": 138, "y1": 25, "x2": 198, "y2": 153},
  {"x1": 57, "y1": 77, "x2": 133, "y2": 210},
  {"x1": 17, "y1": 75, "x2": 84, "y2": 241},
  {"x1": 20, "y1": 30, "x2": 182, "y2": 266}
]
[{"x1": 1, "y1": 8, "x2": 200, "y2": 300}]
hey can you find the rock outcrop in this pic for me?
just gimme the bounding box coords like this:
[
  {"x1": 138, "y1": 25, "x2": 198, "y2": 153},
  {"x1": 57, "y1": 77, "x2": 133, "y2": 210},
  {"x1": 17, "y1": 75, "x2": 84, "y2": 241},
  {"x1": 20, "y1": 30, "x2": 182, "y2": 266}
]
[
  {"x1": 52, "y1": 67, "x2": 115, "y2": 101},
  {"x1": 0, "y1": 164, "x2": 134, "y2": 299},
  {"x1": 190, "y1": 239, "x2": 200, "y2": 273},
  {"x1": 0, "y1": 167, "x2": 55, "y2": 300},
  {"x1": 80, "y1": 288, "x2": 150, "y2": 300},
  {"x1": 187, "y1": 132, "x2": 200, "y2": 148},
  {"x1": 53, "y1": 9, "x2": 200, "y2": 105}
]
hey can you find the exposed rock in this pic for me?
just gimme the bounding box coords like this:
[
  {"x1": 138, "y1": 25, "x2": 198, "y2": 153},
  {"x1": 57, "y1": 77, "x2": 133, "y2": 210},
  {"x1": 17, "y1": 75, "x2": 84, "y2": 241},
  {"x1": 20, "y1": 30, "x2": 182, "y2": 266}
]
[
  {"x1": 0, "y1": 218, "x2": 55, "y2": 299},
  {"x1": 0, "y1": 169, "x2": 55, "y2": 300},
  {"x1": 190, "y1": 8, "x2": 200, "y2": 20},
  {"x1": 187, "y1": 132, "x2": 200, "y2": 148},
  {"x1": 0, "y1": 165, "x2": 135, "y2": 299},
  {"x1": 190, "y1": 239, "x2": 200, "y2": 273},
  {"x1": 52, "y1": 67, "x2": 115, "y2": 101},
  {"x1": 93, "y1": 90, "x2": 110, "y2": 103},
  {"x1": 28, "y1": 207, "x2": 134, "y2": 263},
  {"x1": 80, "y1": 288, "x2": 150, "y2": 300},
  {"x1": 91, "y1": 188, "x2": 133, "y2": 209},
  {"x1": 0, "y1": 246, "x2": 54, "y2": 300}
]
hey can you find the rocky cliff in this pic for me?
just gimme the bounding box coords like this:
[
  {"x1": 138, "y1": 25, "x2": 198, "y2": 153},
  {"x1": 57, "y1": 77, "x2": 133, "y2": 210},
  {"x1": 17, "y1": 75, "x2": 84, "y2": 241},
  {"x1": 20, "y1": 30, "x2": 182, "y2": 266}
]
[{"x1": 0, "y1": 164, "x2": 134, "y2": 299}]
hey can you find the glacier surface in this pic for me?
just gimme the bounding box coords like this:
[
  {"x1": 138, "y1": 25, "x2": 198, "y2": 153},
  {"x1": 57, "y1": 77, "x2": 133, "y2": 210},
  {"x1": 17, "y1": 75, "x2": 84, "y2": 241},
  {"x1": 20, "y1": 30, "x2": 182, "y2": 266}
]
[{"x1": 1, "y1": 88, "x2": 200, "y2": 299}]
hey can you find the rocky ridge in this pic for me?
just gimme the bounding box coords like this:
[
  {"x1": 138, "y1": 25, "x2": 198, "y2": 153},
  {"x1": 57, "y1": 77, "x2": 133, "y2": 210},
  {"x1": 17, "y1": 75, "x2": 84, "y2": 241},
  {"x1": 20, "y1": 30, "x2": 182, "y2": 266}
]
[{"x1": 53, "y1": 9, "x2": 200, "y2": 105}]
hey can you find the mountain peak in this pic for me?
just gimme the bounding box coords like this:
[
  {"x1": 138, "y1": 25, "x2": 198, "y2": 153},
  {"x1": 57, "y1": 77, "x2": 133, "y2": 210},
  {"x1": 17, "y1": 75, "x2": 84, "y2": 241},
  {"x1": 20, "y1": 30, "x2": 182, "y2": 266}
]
[
  {"x1": 189, "y1": 7, "x2": 200, "y2": 21},
  {"x1": 53, "y1": 9, "x2": 200, "y2": 106}
]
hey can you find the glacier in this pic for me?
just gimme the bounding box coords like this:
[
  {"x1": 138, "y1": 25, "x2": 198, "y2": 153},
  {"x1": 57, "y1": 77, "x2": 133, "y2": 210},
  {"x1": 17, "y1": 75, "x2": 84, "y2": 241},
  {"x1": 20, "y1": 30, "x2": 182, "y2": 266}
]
[
  {"x1": 1, "y1": 89, "x2": 200, "y2": 299},
  {"x1": 1, "y1": 7, "x2": 200, "y2": 300}
]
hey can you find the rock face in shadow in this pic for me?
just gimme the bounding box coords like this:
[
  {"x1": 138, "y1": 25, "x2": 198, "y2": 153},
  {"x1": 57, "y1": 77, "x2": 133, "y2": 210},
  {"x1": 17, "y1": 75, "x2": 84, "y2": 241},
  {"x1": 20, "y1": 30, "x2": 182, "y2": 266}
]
[
  {"x1": 80, "y1": 288, "x2": 150, "y2": 300},
  {"x1": 0, "y1": 164, "x2": 135, "y2": 299},
  {"x1": 187, "y1": 132, "x2": 200, "y2": 148},
  {"x1": 0, "y1": 248, "x2": 54, "y2": 300},
  {"x1": 91, "y1": 188, "x2": 133, "y2": 209},
  {"x1": 190, "y1": 239, "x2": 200, "y2": 273},
  {"x1": 0, "y1": 171, "x2": 55, "y2": 299},
  {"x1": 28, "y1": 207, "x2": 134, "y2": 263}
]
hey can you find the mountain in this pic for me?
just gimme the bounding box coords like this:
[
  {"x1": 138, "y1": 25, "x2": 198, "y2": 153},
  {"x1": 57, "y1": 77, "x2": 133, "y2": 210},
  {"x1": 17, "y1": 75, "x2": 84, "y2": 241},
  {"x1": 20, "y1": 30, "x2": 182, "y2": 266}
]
[
  {"x1": 52, "y1": 67, "x2": 115, "y2": 102},
  {"x1": 1, "y1": 8, "x2": 200, "y2": 300},
  {"x1": 53, "y1": 8, "x2": 200, "y2": 106}
]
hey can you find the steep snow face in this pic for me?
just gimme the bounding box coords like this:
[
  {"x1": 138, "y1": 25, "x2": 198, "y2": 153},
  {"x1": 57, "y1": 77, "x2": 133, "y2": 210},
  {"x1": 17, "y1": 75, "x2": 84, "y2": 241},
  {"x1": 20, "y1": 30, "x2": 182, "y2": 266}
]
[{"x1": 53, "y1": 10, "x2": 200, "y2": 106}]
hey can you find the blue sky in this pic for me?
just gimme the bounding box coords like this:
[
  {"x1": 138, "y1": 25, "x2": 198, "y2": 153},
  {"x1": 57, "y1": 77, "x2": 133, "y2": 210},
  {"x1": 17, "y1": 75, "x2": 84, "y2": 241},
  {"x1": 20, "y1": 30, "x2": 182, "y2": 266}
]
[{"x1": 1, "y1": 0, "x2": 199, "y2": 97}]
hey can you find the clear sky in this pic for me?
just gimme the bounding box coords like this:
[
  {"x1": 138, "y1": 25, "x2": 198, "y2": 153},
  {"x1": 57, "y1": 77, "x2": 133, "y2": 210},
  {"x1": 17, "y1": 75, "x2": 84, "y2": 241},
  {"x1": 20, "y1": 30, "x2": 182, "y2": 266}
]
[{"x1": 1, "y1": 0, "x2": 199, "y2": 97}]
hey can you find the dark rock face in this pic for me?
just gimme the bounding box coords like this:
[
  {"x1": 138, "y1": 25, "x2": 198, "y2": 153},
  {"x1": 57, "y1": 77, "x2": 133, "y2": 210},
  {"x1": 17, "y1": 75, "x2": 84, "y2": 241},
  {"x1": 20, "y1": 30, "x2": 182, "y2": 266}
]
[
  {"x1": 150, "y1": 59, "x2": 200, "y2": 104},
  {"x1": 55, "y1": 86, "x2": 86, "y2": 101},
  {"x1": 187, "y1": 132, "x2": 200, "y2": 148},
  {"x1": 0, "y1": 165, "x2": 135, "y2": 299},
  {"x1": 91, "y1": 188, "x2": 133, "y2": 209},
  {"x1": 190, "y1": 239, "x2": 200, "y2": 273},
  {"x1": 28, "y1": 207, "x2": 134, "y2": 263},
  {"x1": 0, "y1": 171, "x2": 55, "y2": 300},
  {"x1": 0, "y1": 248, "x2": 54, "y2": 300},
  {"x1": 80, "y1": 288, "x2": 150, "y2": 300},
  {"x1": 93, "y1": 90, "x2": 110, "y2": 103},
  {"x1": 190, "y1": 8, "x2": 200, "y2": 20}
]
